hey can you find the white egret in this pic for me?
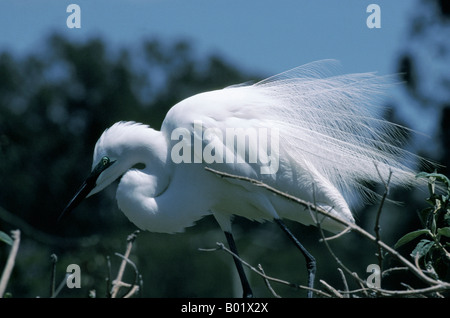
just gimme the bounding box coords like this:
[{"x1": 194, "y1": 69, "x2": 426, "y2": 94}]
[{"x1": 61, "y1": 60, "x2": 426, "y2": 298}]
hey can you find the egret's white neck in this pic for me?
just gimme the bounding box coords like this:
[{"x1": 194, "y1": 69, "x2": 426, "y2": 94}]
[
  {"x1": 106, "y1": 122, "x2": 209, "y2": 233},
  {"x1": 115, "y1": 125, "x2": 171, "y2": 192},
  {"x1": 114, "y1": 127, "x2": 179, "y2": 232}
]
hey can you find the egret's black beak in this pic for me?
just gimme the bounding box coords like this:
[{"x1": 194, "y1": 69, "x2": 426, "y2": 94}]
[{"x1": 58, "y1": 157, "x2": 115, "y2": 223}]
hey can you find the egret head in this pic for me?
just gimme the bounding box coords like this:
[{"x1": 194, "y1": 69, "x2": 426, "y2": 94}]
[
  {"x1": 60, "y1": 121, "x2": 166, "y2": 223},
  {"x1": 59, "y1": 122, "x2": 142, "y2": 222}
]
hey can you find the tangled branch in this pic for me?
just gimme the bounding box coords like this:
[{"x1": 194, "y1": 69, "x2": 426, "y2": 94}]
[
  {"x1": 109, "y1": 230, "x2": 142, "y2": 298},
  {"x1": 204, "y1": 166, "x2": 450, "y2": 297}
]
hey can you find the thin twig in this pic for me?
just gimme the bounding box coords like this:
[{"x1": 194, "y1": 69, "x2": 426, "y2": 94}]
[
  {"x1": 110, "y1": 231, "x2": 140, "y2": 298},
  {"x1": 199, "y1": 243, "x2": 332, "y2": 298},
  {"x1": 352, "y1": 272, "x2": 370, "y2": 297},
  {"x1": 373, "y1": 164, "x2": 392, "y2": 270},
  {"x1": 382, "y1": 266, "x2": 409, "y2": 278},
  {"x1": 316, "y1": 207, "x2": 371, "y2": 292},
  {"x1": 337, "y1": 268, "x2": 350, "y2": 298},
  {"x1": 205, "y1": 167, "x2": 450, "y2": 295},
  {"x1": 113, "y1": 252, "x2": 140, "y2": 297},
  {"x1": 51, "y1": 273, "x2": 70, "y2": 298},
  {"x1": 205, "y1": 166, "x2": 332, "y2": 217},
  {"x1": 0, "y1": 230, "x2": 20, "y2": 298},
  {"x1": 320, "y1": 227, "x2": 351, "y2": 242},
  {"x1": 320, "y1": 279, "x2": 343, "y2": 298},
  {"x1": 123, "y1": 285, "x2": 140, "y2": 298},
  {"x1": 258, "y1": 264, "x2": 281, "y2": 298}
]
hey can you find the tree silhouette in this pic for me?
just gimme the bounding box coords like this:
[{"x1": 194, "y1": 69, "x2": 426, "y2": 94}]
[{"x1": 0, "y1": 34, "x2": 256, "y2": 297}]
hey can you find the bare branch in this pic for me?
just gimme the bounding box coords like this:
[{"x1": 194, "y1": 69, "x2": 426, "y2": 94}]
[
  {"x1": 373, "y1": 164, "x2": 392, "y2": 269},
  {"x1": 0, "y1": 230, "x2": 20, "y2": 298},
  {"x1": 110, "y1": 230, "x2": 141, "y2": 298},
  {"x1": 320, "y1": 279, "x2": 344, "y2": 298},
  {"x1": 258, "y1": 264, "x2": 281, "y2": 298},
  {"x1": 199, "y1": 242, "x2": 332, "y2": 298},
  {"x1": 320, "y1": 227, "x2": 351, "y2": 242},
  {"x1": 205, "y1": 167, "x2": 450, "y2": 296},
  {"x1": 337, "y1": 268, "x2": 350, "y2": 298}
]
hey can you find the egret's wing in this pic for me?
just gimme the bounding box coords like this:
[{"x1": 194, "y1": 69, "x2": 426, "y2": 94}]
[
  {"x1": 164, "y1": 104, "x2": 356, "y2": 231},
  {"x1": 164, "y1": 104, "x2": 267, "y2": 179},
  {"x1": 162, "y1": 60, "x2": 430, "y2": 206},
  {"x1": 249, "y1": 60, "x2": 427, "y2": 202}
]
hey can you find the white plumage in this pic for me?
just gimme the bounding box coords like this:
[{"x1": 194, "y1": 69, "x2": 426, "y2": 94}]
[
  {"x1": 82, "y1": 60, "x2": 424, "y2": 234},
  {"x1": 62, "y1": 60, "x2": 428, "y2": 297}
]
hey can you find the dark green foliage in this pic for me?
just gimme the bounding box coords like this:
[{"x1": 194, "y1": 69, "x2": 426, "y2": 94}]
[
  {"x1": 0, "y1": 34, "x2": 258, "y2": 297},
  {"x1": 0, "y1": 231, "x2": 12, "y2": 246},
  {"x1": 395, "y1": 172, "x2": 450, "y2": 280}
]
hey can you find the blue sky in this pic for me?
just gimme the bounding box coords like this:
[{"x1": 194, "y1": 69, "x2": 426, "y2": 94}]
[
  {"x1": 1, "y1": 0, "x2": 413, "y2": 76},
  {"x1": 3, "y1": 0, "x2": 442, "y2": 151}
]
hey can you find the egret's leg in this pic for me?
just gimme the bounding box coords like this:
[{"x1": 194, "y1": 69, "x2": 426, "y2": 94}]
[
  {"x1": 274, "y1": 218, "x2": 316, "y2": 298},
  {"x1": 224, "y1": 231, "x2": 253, "y2": 298}
]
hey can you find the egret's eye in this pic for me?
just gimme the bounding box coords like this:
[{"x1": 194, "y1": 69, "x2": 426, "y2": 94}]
[
  {"x1": 91, "y1": 156, "x2": 115, "y2": 179},
  {"x1": 102, "y1": 156, "x2": 110, "y2": 166}
]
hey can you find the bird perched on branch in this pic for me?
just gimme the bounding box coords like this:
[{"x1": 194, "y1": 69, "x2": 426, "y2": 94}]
[{"x1": 61, "y1": 60, "x2": 430, "y2": 298}]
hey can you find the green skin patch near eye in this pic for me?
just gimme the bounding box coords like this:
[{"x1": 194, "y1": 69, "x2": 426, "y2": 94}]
[{"x1": 95, "y1": 156, "x2": 114, "y2": 176}]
